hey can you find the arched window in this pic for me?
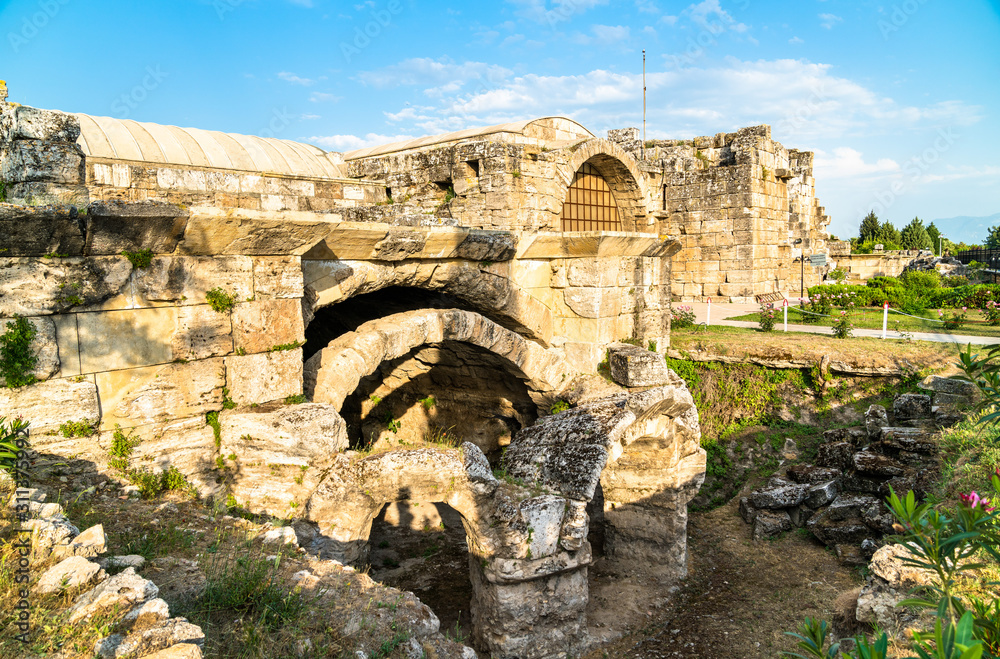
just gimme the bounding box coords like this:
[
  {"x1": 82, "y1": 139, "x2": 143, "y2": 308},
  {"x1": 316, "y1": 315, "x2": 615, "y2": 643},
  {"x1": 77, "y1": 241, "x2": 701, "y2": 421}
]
[{"x1": 560, "y1": 163, "x2": 623, "y2": 232}]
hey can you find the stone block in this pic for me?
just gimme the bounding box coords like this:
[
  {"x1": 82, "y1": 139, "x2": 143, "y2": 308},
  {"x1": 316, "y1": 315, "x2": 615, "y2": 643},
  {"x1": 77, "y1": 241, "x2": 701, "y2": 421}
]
[
  {"x1": 750, "y1": 482, "x2": 810, "y2": 509},
  {"x1": 78, "y1": 307, "x2": 179, "y2": 373},
  {"x1": 225, "y1": 349, "x2": 303, "y2": 405},
  {"x1": 893, "y1": 393, "x2": 932, "y2": 420},
  {"x1": 608, "y1": 343, "x2": 671, "y2": 387},
  {"x1": 0, "y1": 256, "x2": 132, "y2": 317},
  {"x1": 562, "y1": 287, "x2": 620, "y2": 319},
  {"x1": 84, "y1": 201, "x2": 189, "y2": 255},
  {"x1": 0, "y1": 203, "x2": 86, "y2": 257},
  {"x1": 96, "y1": 359, "x2": 225, "y2": 430},
  {"x1": 0, "y1": 378, "x2": 99, "y2": 433},
  {"x1": 1, "y1": 140, "x2": 84, "y2": 184},
  {"x1": 865, "y1": 404, "x2": 889, "y2": 439},
  {"x1": 252, "y1": 256, "x2": 303, "y2": 299},
  {"x1": 129, "y1": 417, "x2": 220, "y2": 498},
  {"x1": 34, "y1": 556, "x2": 104, "y2": 594},
  {"x1": 231, "y1": 299, "x2": 304, "y2": 354},
  {"x1": 67, "y1": 567, "x2": 158, "y2": 623},
  {"x1": 7, "y1": 104, "x2": 81, "y2": 142},
  {"x1": 753, "y1": 509, "x2": 792, "y2": 540},
  {"x1": 172, "y1": 305, "x2": 233, "y2": 360},
  {"x1": 133, "y1": 256, "x2": 254, "y2": 306},
  {"x1": 805, "y1": 480, "x2": 839, "y2": 508}
]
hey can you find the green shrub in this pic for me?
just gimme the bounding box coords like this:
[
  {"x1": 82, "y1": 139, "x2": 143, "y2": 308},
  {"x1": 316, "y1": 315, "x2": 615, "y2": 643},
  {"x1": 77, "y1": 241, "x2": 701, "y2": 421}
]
[
  {"x1": 550, "y1": 400, "x2": 570, "y2": 414},
  {"x1": 758, "y1": 302, "x2": 777, "y2": 332},
  {"x1": 831, "y1": 310, "x2": 854, "y2": 339},
  {"x1": 121, "y1": 248, "x2": 153, "y2": 269},
  {"x1": 0, "y1": 316, "x2": 37, "y2": 388},
  {"x1": 283, "y1": 394, "x2": 306, "y2": 404},
  {"x1": 269, "y1": 341, "x2": 302, "y2": 352},
  {"x1": 0, "y1": 416, "x2": 29, "y2": 476},
  {"x1": 670, "y1": 304, "x2": 697, "y2": 328},
  {"x1": 206, "y1": 287, "x2": 237, "y2": 313},
  {"x1": 58, "y1": 419, "x2": 97, "y2": 438}
]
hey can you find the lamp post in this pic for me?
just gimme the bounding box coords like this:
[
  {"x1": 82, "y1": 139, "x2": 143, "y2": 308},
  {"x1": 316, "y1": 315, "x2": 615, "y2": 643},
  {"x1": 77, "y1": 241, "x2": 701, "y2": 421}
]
[{"x1": 794, "y1": 238, "x2": 804, "y2": 299}]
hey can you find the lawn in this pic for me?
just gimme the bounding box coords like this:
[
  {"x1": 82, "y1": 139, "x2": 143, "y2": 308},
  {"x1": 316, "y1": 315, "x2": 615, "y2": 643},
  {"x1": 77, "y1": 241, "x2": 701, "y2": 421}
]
[{"x1": 728, "y1": 304, "x2": 1000, "y2": 339}]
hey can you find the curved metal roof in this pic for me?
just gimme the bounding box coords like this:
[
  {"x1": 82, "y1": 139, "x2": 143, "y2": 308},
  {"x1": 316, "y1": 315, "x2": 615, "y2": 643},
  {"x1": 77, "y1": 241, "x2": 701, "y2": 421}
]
[
  {"x1": 74, "y1": 114, "x2": 345, "y2": 179},
  {"x1": 342, "y1": 117, "x2": 594, "y2": 161}
]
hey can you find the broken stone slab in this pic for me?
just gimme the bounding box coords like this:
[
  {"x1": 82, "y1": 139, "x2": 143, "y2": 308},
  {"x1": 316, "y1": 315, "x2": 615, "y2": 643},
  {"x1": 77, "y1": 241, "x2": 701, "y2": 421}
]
[
  {"x1": 0, "y1": 377, "x2": 99, "y2": 434},
  {"x1": 788, "y1": 505, "x2": 815, "y2": 528},
  {"x1": 750, "y1": 482, "x2": 810, "y2": 509},
  {"x1": 34, "y1": 555, "x2": 105, "y2": 594},
  {"x1": 752, "y1": 509, "x2": 792, "y2": 540},
  {"x1": 932, "y1": 392, "x2": 972, "y2": 409},
  {"x1": 852, "y1": 451, "x2": 907, "y2": 477},
  {"x1": 816, "y1": 442, "x2": 854, "y2": 471},
  {"x1": 786, "y1": 465, "x2": 841, "y2": 485},
  {"x1": 893, "y1": 393, "x2": 932, "y2": 421},
  {"x1": 738, "y1": 496, "x2": 757, "y2": 523},
  {"x1": 119, "y1": 618, "x2": 205, "y2": 657},
  {"x1": 918, "y1": 375, "x2": 980, "y2": 399},
  {"x1": 51, "y1": 523, "x2": 106, "y2": 560},
  {"x1": 805, "y1": 480, "x2": 839, "y2": 509},
  {"x1": 2, "y1": 103, "x2": 81, "y2": 142},
  {"x1": 876, "y1": 427, "x2": 938, "y2": 454},
  {"x1": 865, "y1": 404, "x2": 889, "y2": 439},
  {"x1": 835, "y1": 544, "x2": 867, "y2": 567},
  {"x1": 806, "y1": 510, "x2": 871, "y2": 546},
  {"x1": 822, "y1": 427, "x2": 868, "y2": 446},
  {"x1": 121, "y1": 598, "x2": 171, "y2": 632},
  {"x1": 861, "y1": 500, "x2": 896, "y2": 534},
  {"x1": 0, "y1": 203, "x2": 86, "y2": 256},
  {"x1": 869, "y1": 544, "x2": 936, "y2": 589},
  {"x1": 84, "y1": 200, "x2": 190, "y2": 255},
  {"x1": 558, "y1": 500, "x2": 588, "y2": 551},
  {"x1": 261, "y1": 526, "x2": 299, "y2": 549},
  {"x1": 68, "y1": 567, "x2": 159, "y2": 623},
  {"x1": 26, "y1": 516, "x2": 80, "y2": 556},
  {"x1": 607, "y1": 343, "x2": 671, "y2": 387},
  {"x1": 824, "y1": 494, "x2": 881, "y2": 521}
]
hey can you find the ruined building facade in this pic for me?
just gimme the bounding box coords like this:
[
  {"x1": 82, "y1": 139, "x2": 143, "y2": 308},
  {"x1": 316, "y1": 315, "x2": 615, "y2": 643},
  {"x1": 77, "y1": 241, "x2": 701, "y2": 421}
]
[{"x1": 0, "y1": 82, "x2": 832, "y2": 657}]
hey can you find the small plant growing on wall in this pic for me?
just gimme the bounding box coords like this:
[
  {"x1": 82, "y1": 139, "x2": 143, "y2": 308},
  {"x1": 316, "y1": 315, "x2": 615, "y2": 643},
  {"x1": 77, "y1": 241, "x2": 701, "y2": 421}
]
[
  {"x1": 206, "y1": 287, "x2": 237, "y2": 313},
  {"x1": 121, "y1": 248, "x2": 154, "y2": 269},
  {"x1": 0, "y1": 316, "x2": 38, "y2": 388}
]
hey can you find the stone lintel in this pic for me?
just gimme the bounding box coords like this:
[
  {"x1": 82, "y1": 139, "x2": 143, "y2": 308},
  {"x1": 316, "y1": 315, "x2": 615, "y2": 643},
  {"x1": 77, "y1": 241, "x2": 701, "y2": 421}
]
[
  {"x1": 302, "y1": 222, "x2": 517, "y2": 262},
  {"x1": 516, "y1": 231, "x2": 664, "y2": 259}
]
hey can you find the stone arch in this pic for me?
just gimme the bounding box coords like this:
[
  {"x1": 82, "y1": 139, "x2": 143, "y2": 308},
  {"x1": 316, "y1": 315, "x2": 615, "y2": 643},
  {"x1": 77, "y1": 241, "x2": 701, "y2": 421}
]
[
  {"x1": 303, "y1": 308, "x2": 567, "y2": 412},
  {"x1": 303, "y1": 259, "x2": 554, "y2": 346},
  {"x1": 556, "y1": 138, "x2": 652, "y2": 232}
]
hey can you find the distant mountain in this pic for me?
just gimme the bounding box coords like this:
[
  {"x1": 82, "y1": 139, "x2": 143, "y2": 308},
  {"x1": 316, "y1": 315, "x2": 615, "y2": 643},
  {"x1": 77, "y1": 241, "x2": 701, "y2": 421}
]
[{"x1": 927, "y1": 213, "x2": 1000, "y2": 246}]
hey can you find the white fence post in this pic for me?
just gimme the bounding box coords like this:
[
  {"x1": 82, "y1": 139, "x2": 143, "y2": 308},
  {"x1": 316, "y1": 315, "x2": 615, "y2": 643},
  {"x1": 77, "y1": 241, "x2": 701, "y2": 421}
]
[
  {"x1": 783, "y1": 298, "x2": 788, "y2": 332},
  {"x1": 882, "y1": 301, "x2": 888, "y2": 339},
  {"x1": 707, "y1": 298, "x2": 711, "y2": 326}
]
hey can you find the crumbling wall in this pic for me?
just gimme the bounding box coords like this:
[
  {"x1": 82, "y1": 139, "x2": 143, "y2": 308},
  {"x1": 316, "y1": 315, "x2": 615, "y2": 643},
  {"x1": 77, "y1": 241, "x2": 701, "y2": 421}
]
[{"x1": 611, "y1": 125, "x2": 832, "y2": 302}]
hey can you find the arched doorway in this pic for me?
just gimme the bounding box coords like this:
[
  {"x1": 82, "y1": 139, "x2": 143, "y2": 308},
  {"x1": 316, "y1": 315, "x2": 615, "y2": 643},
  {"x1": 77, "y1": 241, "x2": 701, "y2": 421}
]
[{"x1": 560, "y1": 162, "x2": 623, "y2": 232}]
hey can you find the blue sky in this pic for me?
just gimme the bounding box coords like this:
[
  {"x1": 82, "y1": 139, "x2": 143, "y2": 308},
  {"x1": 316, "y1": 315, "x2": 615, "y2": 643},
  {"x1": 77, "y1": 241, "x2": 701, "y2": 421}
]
[{"x1": 3, "y1": 0, "x2": 998, "y2": 241}]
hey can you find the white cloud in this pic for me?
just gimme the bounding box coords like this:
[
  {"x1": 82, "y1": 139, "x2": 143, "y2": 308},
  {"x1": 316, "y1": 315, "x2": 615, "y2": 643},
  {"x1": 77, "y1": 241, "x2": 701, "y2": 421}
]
[
  {"x1": 814, "y1": 147, "x2": 900, "y2": 179},
  {"x1": 574, "y1": 24, "x2": 631, "y2": 45},
  {"x1": 918, "y1": 165, "x2": 1000, "y2": 184},
  {"x1": 358, "y1": 58, "x2": 513, "y2": 95},
  {"x1": 278, "y1": 71, "x2": 315, "y2": 86},
  {"x1": 366, "y1": 58, "x2": 982, "y2": 146},
  {"x1": 287, "y1": 0, "x2": 314, "y2": 6},
  {"x1": 660, "y1": 15, "x2": 678, "y2": 26},
  {"x1": 685, "y1": 0, "x2": 749, "y2": 35},
  {"x1": 635, "y1": 0, "x2": 659, "y2": 13},
  {"x1": 819, "y1": 13, "x2": 842, "y2": 29},
  {"x1": 353, "y1": 1, "x2": 375, "y2": 9},
  {"x1": 300, "y1": 113, "x2": 321, "y2": 120},
  {"x1": 308, "y1": 132, "x2": 416, "y2": 152},
  {"x1": 789, "y1": 36, "x2": 803, "y2": 44}
]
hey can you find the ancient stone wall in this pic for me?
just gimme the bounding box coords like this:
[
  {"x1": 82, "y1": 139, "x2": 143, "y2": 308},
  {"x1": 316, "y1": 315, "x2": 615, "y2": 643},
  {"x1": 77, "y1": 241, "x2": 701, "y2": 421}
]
[{"x1": 611, "y1": 125, "x2": 832, "y2": 302}]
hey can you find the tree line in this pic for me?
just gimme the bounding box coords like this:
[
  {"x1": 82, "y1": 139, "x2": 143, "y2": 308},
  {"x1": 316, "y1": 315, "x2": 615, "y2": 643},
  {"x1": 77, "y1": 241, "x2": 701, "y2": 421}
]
[{"x1": 848, "y1": 211, "x2": 983, "y2": 255}]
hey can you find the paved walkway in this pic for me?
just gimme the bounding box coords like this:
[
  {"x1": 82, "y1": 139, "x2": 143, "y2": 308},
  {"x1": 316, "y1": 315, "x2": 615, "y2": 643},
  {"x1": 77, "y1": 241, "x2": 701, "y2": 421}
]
[{"x1": 680, "y1": 301, "x2": 999, "y2": 346}]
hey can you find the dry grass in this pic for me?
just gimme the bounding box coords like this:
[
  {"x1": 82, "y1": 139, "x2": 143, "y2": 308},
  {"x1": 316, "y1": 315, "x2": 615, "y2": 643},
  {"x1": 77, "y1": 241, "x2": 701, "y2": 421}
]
[{"x1": 670, "y1": 325, "x2": 963, "y2": 377}]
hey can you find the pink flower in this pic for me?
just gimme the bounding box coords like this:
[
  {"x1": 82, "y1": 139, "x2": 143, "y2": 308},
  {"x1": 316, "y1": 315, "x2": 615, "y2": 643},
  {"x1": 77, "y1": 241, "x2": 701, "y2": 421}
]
[
  {"x1": 962, "y1": 306, "x2": 968, "y2": 312},
  {"x1": 959, "y1": 491, "x2": 995, "y2": 512},
  {"x1": 939, "y1": 309, "x2": 944, "y2": 317}
]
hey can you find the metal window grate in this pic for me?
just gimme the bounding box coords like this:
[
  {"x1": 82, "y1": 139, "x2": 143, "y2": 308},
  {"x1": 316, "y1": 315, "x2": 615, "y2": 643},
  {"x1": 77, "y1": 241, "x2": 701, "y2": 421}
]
[{"x1": 560, "y1": 163, "x2": 622, "y2": 232}]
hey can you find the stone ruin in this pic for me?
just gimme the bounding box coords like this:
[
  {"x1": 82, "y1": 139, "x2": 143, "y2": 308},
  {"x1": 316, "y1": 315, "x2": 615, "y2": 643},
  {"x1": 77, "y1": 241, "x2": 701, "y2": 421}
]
[
  {"x1": 739, "y1": 376, "x2": 979, "y2": 564},
  {"x1": 0, "y1": 83, "x2": 843, "y2": 655}
]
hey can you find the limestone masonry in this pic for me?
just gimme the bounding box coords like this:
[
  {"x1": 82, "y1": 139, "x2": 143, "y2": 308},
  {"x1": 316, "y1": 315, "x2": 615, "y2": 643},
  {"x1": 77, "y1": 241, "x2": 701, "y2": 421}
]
[{"x1": 0, "y1": 84, "x2": 853, "y2": 657}]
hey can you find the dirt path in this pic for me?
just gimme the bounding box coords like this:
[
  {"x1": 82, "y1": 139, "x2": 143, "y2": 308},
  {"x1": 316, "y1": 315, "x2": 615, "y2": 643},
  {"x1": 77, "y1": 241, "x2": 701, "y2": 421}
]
[{"x1": 584, "y1": 500, "x2": 861, "y2": 658}]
